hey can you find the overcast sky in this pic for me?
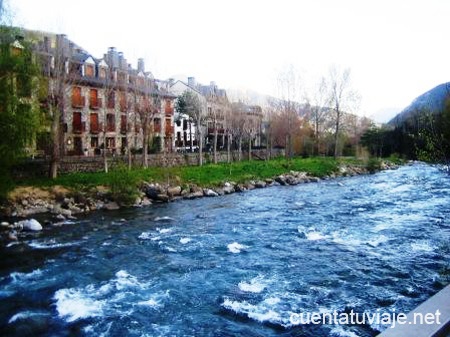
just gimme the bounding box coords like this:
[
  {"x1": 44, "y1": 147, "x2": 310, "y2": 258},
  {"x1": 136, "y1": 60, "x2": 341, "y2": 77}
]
[{"x1": 10, "y1": 0, "x2": 450, "y2": 122}]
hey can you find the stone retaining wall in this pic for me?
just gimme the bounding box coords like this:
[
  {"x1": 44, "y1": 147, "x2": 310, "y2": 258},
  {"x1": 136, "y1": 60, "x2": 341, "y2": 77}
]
[{"x1": 13, "y1": 149, "x2": 285, "y2": 179}]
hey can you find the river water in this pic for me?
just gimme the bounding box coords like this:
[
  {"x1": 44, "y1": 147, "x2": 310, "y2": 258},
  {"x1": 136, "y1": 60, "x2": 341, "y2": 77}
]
[{"x1": 1, "y1": 163, "x2": 450, "y2": 337}]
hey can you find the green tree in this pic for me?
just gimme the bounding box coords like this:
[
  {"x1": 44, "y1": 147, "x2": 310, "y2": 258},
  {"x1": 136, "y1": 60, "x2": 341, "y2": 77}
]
[{"x1": 0, "y1": 27, "x2": 40, "y2": 198}]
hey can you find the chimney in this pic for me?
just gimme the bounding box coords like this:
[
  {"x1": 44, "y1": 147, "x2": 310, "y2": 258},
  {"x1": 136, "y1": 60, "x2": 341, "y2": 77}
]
[
  {"x1": 118, "y1": 52, "x2": 127, "y2": 70},
  {"x1": 108, "y1": 47, "x2": 119, "y2": 68},
  {"x1": 188, "y1": 77, "x2": 196, "y2": 87},
  {"x1": 137, "y1": 58, "x2": 145, "y2": 73}
]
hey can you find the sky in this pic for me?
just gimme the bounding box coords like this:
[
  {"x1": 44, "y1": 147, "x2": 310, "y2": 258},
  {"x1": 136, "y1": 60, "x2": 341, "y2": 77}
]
[{"x1": 9, "y1": 0, "x2": 450, "y2": 122}]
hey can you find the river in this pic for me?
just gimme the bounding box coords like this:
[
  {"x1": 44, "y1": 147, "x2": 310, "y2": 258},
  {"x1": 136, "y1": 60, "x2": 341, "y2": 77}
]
[{"x1": 1, "y1": 163, "x2": 450, "y2": 337}]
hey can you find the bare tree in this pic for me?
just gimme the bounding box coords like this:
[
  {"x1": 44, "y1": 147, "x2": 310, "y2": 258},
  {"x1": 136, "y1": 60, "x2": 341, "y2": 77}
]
[
  {"x1": 304, "y1": 77, "x2": 331, "y2": 155},
  {"x1": 137, "y1": 78, "x2": 159, "y2": 168},
  {"x1": 327, "y1": 65, "x2": 360, "y2": 158},
  {"x1": 276, "y1": 65, "x2": 302, "y2": 158},
  {"x1": 230, "y1": 102, "x2": 250, "y2": 161},
  {"x1": 47, "y1": 35, "x2": 72, "y2": 179},
  {"x1": 208, "y1": 98, "x2": 220, "y2": 164}
]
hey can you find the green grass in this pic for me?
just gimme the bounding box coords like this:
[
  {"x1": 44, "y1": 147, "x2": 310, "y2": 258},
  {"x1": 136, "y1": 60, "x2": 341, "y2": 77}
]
[{"x1": 15, "y1": 156, "x2": 362, "y2": 191}]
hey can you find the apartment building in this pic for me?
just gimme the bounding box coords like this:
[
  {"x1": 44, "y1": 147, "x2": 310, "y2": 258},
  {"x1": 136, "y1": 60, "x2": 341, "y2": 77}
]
[{"x1": 33, "y1": 33, "x2": 175, "y2": 157}]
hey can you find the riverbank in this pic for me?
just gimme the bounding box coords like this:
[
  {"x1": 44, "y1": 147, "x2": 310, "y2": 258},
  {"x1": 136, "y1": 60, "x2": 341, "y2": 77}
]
[{"x1": 0, "y1": 157, "x2": 400, "y2": 236}]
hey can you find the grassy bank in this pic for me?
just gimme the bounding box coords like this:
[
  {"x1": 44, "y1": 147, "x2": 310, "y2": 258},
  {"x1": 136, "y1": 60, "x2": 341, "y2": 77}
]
[{"x1": 17, "y1": 156, "x2": 354, "y2": 191}]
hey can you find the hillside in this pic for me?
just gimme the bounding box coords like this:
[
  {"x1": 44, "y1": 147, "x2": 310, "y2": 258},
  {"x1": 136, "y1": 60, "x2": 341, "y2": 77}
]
[{"x1": 389, "y1": 82, "x2": 450, "y2": 125}]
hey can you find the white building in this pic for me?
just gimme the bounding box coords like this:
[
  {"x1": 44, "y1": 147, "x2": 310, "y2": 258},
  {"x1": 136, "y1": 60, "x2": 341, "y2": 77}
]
[{"x1": 169, "y1": 77, "x2": 206, "y2": 152}]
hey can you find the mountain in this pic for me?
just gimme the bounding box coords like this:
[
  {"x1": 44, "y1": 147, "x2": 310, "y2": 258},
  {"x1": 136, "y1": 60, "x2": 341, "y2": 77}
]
[{"x1": 389, "y1": 82, "x2": 450, "y2": 125}]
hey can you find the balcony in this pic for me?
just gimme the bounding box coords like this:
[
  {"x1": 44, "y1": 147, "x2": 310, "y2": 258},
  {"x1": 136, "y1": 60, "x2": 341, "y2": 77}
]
[
  {"x1": 89, "y1": 98, "x2": 102, "y2": 110},
  {"x1": 72, "y1": 122, "x2": 86, "y2": 134},
  {"x1": 165, "y1": 126, "x2": 174, "y2": 135},
  {"x1": 106, "y1": 123, "x2": 115, "y2": 133},
  {"x1": 72, "y1": 96, "x2": 85, "y2": 108},
  {"x1": 90, "y1": 122, "x2": 103, "y2": 134},
  {"x1": 120, "y1": 124, "x2": 127, "y2": 135},
  {"x1": 207, "y1": 127, "x2": 225, "y2": 135}
]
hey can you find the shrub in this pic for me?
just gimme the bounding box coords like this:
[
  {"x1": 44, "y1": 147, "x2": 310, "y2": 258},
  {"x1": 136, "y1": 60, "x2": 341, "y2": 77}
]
[
  {"x1": 366, "y1": 157, "x2": 381, "y2": 174},
  {"x1": 109, "y1": 165, "x2": 139, "y2": 206}
]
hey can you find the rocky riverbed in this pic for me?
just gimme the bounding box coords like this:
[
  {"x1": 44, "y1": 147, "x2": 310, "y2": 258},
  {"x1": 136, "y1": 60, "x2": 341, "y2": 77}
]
[{"x1": 0, "y1": 162, "x2": 400, "y2": 242}]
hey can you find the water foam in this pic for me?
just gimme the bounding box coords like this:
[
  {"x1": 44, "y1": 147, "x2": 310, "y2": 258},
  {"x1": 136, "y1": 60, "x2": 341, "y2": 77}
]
[
  {"x1": 138, "y1": 232, "x2": 152, "y2": 240},
  {"x1": 8, "y1": 311, "x2": 49, "y2": 324},
  {"x1": 238, "y1": 276, "x2": 266, "y2": 293},
  {"x1": 411, "y1": 241, "x2": 434, "y2": 252},
  {"x1": 28, "y1": 239, "x2": 77, "y2": 249},
  {"x1": 154, "y1": 216, "x2": 174, "y2": 222},
  {"x1": 10, "y1": 269, "x2": 43, "y2": 283},
  {"x1": 54, "y1": 270, "x2": 151, "y2": 323},
  {"x1": 179, "y1": 237, "x2": 191, "y2": 244},
  {"x1": 54, "y1": 288, "x2": 104, "y2": 322},
  {"x1": 306, "y1": 231, "x2": 328, "y2": 241},
  {"x1": 227, "y1": 242, "x2": 248, "y2": 253},
  {"x1": 222, "y1": 298, "x2": 282, "y2": 324}
]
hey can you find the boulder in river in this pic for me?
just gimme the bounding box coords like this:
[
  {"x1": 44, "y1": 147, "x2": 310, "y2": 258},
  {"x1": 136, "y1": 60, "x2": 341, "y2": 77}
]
[
  {"x1": 18, "y1": 219, "x2": 43, "y2": 231},
  {"x1": 204, "y1": 189, "x2": 218, "y2": 197}
]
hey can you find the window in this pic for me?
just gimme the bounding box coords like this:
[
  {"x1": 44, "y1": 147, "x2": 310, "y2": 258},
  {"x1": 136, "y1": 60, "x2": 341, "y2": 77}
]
[
  {"x1": 119, "y1": 92, "x2": 127, "y2": 112},
  {"x1": 91, "y1": 137, "x2": 98, "y2": 148},
  {"x1": 106, "y1": 137, "x2": 115, "y2": 149},
  {"x1": 118, "y1": 72, "x2": 127, "y2": 83},
  {"x1": 153, "y1": 118, "x2": 161, "y2": 132},
  {"x1": 90, "y1": 113, "x2": 99, "y2": 133},
  {"x1": 183, "y1": 119, "x2": 188, "y2": 130},
  {"x1": 106, "y1": 114, "x2": 115, "y2": 132},
  {"x1": 89, "y1": 89, "x2": 101, "y2": 109},
  {"x1": 85, "y1": 64, "x2": 94, "y2": 77},
  {"x1": 107, "y1": 91, "x2": 115, "y2": 109},
  {"x1": 72, "y1": 112, "x2": 83, "y2": 133},
  {"x1": 72, "y1": 86, "x2": 84, "y2": 107},
  {"x1": 120, "y1": 115, "x2": 127, "y2": 134},
  {"x1": 99, "y1": 67, "x2": 106, "y2": 79},
  {"x1": 69, "y1": 62, "x2": 81, "y2": 75},
  {"x1": 165, "y1": 118, "x2": 173, "y2": 135}
]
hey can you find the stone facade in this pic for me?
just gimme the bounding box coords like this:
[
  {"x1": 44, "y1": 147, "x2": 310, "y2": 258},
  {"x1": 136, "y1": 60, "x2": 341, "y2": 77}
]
[{"x1": 33, "y1": 33, "x2": 176, "y2": 157}]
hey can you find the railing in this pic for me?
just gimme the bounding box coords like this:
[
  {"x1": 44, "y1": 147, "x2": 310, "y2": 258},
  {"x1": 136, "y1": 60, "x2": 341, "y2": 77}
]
[
  {"x1": 165, "y1": 126, "x2": 174, "y2": 135},
  {"x1": 377, "y1": 285, "x2": 450, "y2": 337},
  {"x1": 89, "y1": 97, "x2": 102, "y2": 110},
  {"x1": 106, "y1": 123, "x2": 115, "y2": 132},
  {"x1": 72, "y1": 122, "x2": 85, "y2": 134},
  {"x1": 207, "y1": 127, "x2": 225, "y2": 135},
  {"x1": 120, "y1": 124, "x2": 127, "y2": 134}
]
